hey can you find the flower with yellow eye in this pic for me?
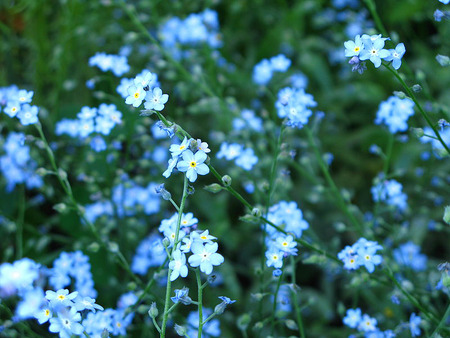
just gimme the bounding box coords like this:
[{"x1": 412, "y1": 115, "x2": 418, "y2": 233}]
[
  {"x1": 125, "y1": 85, "x2": 146, "y2": 107},
  {"x1": 176, "y1": 150, "x2": 209, "y2": 183}
]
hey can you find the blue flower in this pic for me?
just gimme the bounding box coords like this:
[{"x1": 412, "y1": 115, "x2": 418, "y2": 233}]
[
  {"x1": 338, "y1": 238, "x2": 383, "y2": 273},
  {"x1": 4, "y1": 101, "x2": 20, "y2": 117},
  {"x1": 393, "y1": 242, "x2": 427, "y2": 271},
  {"x1": 17, "y1": 104, "x2": 39, "y2": 125},
  {"x1": 357, "y1": 245, "x2": 383, "y2": 273},
  {"x1": 74, "y1": 295, "x2": 104, "y2": 313},
  {"x1": 176, "y1": 149, "x2": 210, "y2": 182},
  {"x1": 48, "y1": 307, "x2": 84, "y2": 338},
  {"x1": 90, "y1": 136, "x2": 107, "y2": 152},
  {"x1": 35, "y1": 305, "x2": 52, "y2": 324},
  {"x1": 344, "y1": 35, "x2": 364, "y2": 57},
  {"x1": 46, "y1": 289, "x2": 78, "y2": 307},
  {"x1": 265, "y1": 250, "x2": 284, "y2": 268},
  {"x1": 409, "y1": 313, "x2": 421, "y2": 337},
  {"x1": 358, "y1": 314, "x2": 378, "y2": 332},
  {"x1": 253, "y1": 59, "x2": 273, "y2": 85},
  {"x1": 359, "y1": 37, "x2": 390, "y2": 68},
  {"x1": 270, "y1": 54, "x2": 291, "y2": 72},
  {"x1": 125, "y1": 85, "x2": 146, "y2": 107},
  {"x1": 171, "y1": 287, "x2": 192, "y2": 305},
  {"x1": 375, "y1": 96, "x2": 415, "y2": 133},
  {"x1": 169, "y1": 250, "x2": 188, "y2": 281},
  {"x1": 235, "y1": 148, "x2": 258, "y2": 170},
  {"x1": 216, "y1": 142, "x2": 243, "y2": 160},
  {"x1": 144, "y1": 87, "x2": 169, "y2": 111},
  {"x1": 343, "y1": 308, "x2": 362, "y2": 328},
  {"x1": 384, "y1": 43, "x2": 406, "y2": 70},
  {"x1": 188, "y1": 242, "x2": 224, "y2": 274}
]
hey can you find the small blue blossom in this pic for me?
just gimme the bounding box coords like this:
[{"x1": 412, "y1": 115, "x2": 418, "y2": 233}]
[
  {"x1": 125, "y1": 85, "x2": 146, "y2": 107},
  {"x1": 359, "y1": 37, "x2": 390, "y2": 68},
  {"x1": 169, "y1": 250, "x2": 189, "y2": 281},
  {"x1": 16, "y1": 104, "x2": 39, "y2": 125},
  {"x1": 176, "y1": 149, "x2": 210, "y2": 182},
  {"x1": 48, "y1": 306, "x2": 84, "y2": 338},
  {"x1": 343, "y1": 308, "x2": 362, "y2": 329},
  {"x1": 265, "y1": 250, "x2": 284, "y2": 268},
  {"x1": 393, "y1": 242, "x2": 427, "y2": 271},
  {"x1": 144, "y1": 87, "x2": 169, "y2": 111},
  {"x1": 45, "y1": 289, "x2": 78, "y2": 307},
  {"x1": 188, "y1": 242, "x2": 224, "y2": 275},
  {"x1": 409, "y1": 313, "x2": 421, "y2": 337},
  {"x1": 384, "y1": 43, "x2": 406, "y2": 70},
  {"x1": 171, "y1": 287, "x2": 192, "y2": 305}
]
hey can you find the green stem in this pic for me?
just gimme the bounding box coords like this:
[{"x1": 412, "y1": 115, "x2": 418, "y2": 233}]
[
  {"x1": 383, "y1": 64, "x2": 450, "y2": 155},
  {"x1": 290, "y1": 256, "x2": 305, "y2": 338},
  {"x1": 153, "y1": 114, "x2": 341, "y2": 265},
  {"x1": 161, "y1": 175, "x2": 189, "y2": 337},
  {"x1": 383, "y1": 267, "x2": 440, "y2": 325},
  {"x1": 16, "y1": 185, "x2": 25, "y2": 259},
  {"x1": 34, "y1": 123, "x2": 141, "y2": 285},
  {"x1": 196, "y1": 268, "x2": 204, "y2": 338},
  {"x1": 270, "y1": 270, "x2": 283, "y2": 335},
  {"x1": 304, "y1": 126, "x2": 364, "y2": 235},
  {"x1": 431, "y1": 303, "x2": 450, "y2": 337},
  {"x1": 362, "y1": 0, "x2": 389, "y2": 37},
  {"x1": 382, "y1": 132, "x2": 394, "y2": 177}
]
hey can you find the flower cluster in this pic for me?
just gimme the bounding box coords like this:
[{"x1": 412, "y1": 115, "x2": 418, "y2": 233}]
[
  {"x1": 0, "y1": 85, "x2": 39, "y2": 125},
  {"x1": 0, "y1": 253, "x2": 139, "y2": 337},
  {"x1": 338, "y1": 238, "x2": 383, "y2": 273},
  {"x1": 163, "y1": 137, "x2": 210, "y2": 182},
  {"x1": 132, "y1": 233, "x2": 167, "y2": 275},
  {"x1": 275, "y1": 87, "x2": 318, "y2": 128},
  {"x1": 88, "y1": 52, "x2": 130, "y2": 76},
  {"x1": 420, "y1": 126, "x2": 450, "y2": 158},
  {"x1": 232, "y1": 109, "x2": 263, "y2": 133},
  {"x1": 123, "y1": 70, "x2": 169, "y2": 112},
  {"x1": 156, "y1": 212, "x2": 224, "y2": 279},
  {"x1": 252, "y1": 54, "x2": 291, "y2": 85},
  {"x1": 343, "y1": 308, "x2": 395, "y2": 337},
  {"x1": 55, "y1": 103, "x2": 122, "y2": 152},
  {"x1": 371, "y1": 175, "x2": 408, "y2": 213},
  {"x1": 216, "y1": 142, "x2": 258, "y2": 171},
  {"x1": 344, "y1": 34, "x2": 405, "y2": 72},
  {"x1": 393, "y1": 242, "x2": 427, "y2": 271},
  {"x1": 84, "y1": 179, "x2": 161, "y2": 223},
  {"x1": 0, "y1": 132, "x2": 43, "y2": 192},
  {"x1": 159, "y1": 9, "x2": 222, "y2": 57},
  {"x1": 375, "y1": 95, "x2": 415, "y2": 133},
  {"x1": 264, "y1": 201, "x2": 309, "y2": 269},
  {"x1": 49, "y1": 251, "x2": 98, "y2": 298}
]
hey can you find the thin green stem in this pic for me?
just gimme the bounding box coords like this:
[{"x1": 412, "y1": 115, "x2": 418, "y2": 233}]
[
  {"x1": 290, "y1": 256, "x2": 305, "y2": 338},
  {"x1": 196, "y1": 268, "x2": 204, "y2": 338},
  {"x1": 383, "y1": 64, "x2": 450, "y2": 155},
  {"x1": 34, "y1": 123, "x2": 141, "y2": 285},
  {"x1": 382, "y1": 133, "x2": 394, "y2": 177},
  {"x1": 431, "y1": 303, "x2": 450, "y2": 337},
  {"x1": 161, "y1": 175, "x2": 189, "y2": 337},
  {"x1": 304, "y1": 126, "x2": 364, "y2": 236},
  {"x1": 362, "y1": 0, "x2": 389, "y2": 37},
  {"x1": 383, "y1": 267, "x2": 440, "y2": 325},
  {"x1": 15, "y1": 185, "x2": 25, "y2": 259},
  {"x1": 270, "y1": 270, "x2": 284, "y2": 335}
]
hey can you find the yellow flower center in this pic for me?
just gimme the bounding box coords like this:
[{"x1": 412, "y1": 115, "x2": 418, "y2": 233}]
[
  {"x1": 45, "y1": 309, "x2": 50, "y2": 316},
  {"x1": 58, "y1": 295, "x2": 65, "y2": 301},
  {"x1": 189, "y1": 161, "x2": 197, "y2": 168},
  {"x1": 354, "y1": 47, "x2": 360, "y2": 52},
  {"x1": 134, "y1": 92, "x2": 140, "y2": 99}
]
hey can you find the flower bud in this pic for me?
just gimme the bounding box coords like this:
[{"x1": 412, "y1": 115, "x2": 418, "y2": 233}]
[
  {"x1": 393, "y1": 91, "x2": 406, "y2": 99},
  {"x1": 174, "y1": 324, "x2": 187, "y2": 336},
  {"x1": 410, "y1": 128, "x2": 424, "y2": 138},
  {"x1": 222, "y1": 175, "x2": 232, "y2": 186},
  {"x1": 444, "y1": 206, "x2": 450, "y2": 225},
  {"x1": 148, "y1": 302, "x2": 158, "y2": 318},
  {"x1": 412, "y1": 84, "x2": 422, "y2": 92},
  {"x1": 162, "y1": 237, "x2": 171, "y2": 248},
  {"x1": 251, "y1": 208, "x2": 261, "y2": 217},
  {"x1": 204, "y1": 183, "x2": 222, "y2": 193},
  {"x1": 53, "y1": 203, "x2": 67, "y2": 214},
  {"x1": 108, "y1": 242, "x2": 119, "y2": 253}
]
